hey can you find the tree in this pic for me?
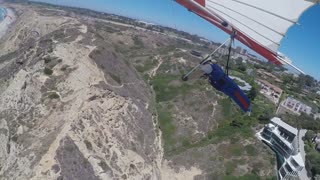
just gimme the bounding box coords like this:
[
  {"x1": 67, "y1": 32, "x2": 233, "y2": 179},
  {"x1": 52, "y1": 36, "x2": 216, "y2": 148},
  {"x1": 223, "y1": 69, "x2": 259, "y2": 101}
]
[
  {"x1": 235, "y1": 57, "x2": 243, "y2": 62},
  {"x1": 306, "y1": 151, "x2": 320, "y2": 178},
  {"x1": 258, "y1": 111, "x2": 272, "y2": 122},
  {"x1": 314, "y1": 174, "x2": 320, "y2": 180},
  {"x1": 247, "y1": 87, "x2": 257, "y2": 101},
  {"x1": 304, "y1": 75, "x2": 315, "y2": 87},
  {"x1": 282, "y1": 74, "x2": 295, "y2": 86},
  {"x1": 237, "y1": 63, "x2": 247, "y2": 72},
  {"x1": 304, "y1": 130, "x2": 316, "y2": 142}
]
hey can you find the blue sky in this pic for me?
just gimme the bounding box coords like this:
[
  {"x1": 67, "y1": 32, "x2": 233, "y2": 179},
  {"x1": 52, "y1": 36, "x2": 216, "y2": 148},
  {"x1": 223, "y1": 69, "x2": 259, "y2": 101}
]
[{"x1": 33, "y1": 0, "x2": 320, "y2": 80}]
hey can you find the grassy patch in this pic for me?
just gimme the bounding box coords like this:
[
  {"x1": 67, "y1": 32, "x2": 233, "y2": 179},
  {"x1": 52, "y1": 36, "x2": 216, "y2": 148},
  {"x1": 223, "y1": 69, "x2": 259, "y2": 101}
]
[
  {"x1": 152, "y1": 74, "x2": 196, "y2": 102},
  {"x1": 158, "y1": 105, "x2": 176, "y2": 153},
  {"x1": 222, "y1": 174, "x2": 261, "y2": 180},
  {"x1": 233, "y1": 78, "x2": 246, "y2": 87},
  {"x1": 229, "y1": 70, "x2": 246, "y2": 79},
  {"x1": 245, "y1": 145, "x2": 257, "y2": 156},
  {"x1": 225, "y1": 161, "x2": 236, "y2": 175},
  {"x1": 219, "y1": 98, "x2": 234, "y2": 119},
  {"x1": 229, "y1": 144, "x2": 243, "y2": 156},
  {"x1": 182, "y1": 138, "x2": 191, "y2": 147},
  {"x1": 135, "y1": 59, "x2": 157, "y2": 73}
]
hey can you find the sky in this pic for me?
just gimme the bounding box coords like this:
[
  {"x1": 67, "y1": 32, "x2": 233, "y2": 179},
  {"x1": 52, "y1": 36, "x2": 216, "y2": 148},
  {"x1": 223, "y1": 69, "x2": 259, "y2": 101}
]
[{"x1": 32, "y1": 0, "x2": 320, "y2": 80}]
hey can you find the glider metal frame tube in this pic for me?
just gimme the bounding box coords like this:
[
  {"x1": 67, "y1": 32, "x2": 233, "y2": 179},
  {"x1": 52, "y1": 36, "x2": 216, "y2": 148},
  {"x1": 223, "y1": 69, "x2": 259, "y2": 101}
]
[
  {"x1": 182, "y1": 37, "x2": 231, "y2": 81},
  {"x1": 277, "y1": 56, "x2": 305, "y2": 75}
]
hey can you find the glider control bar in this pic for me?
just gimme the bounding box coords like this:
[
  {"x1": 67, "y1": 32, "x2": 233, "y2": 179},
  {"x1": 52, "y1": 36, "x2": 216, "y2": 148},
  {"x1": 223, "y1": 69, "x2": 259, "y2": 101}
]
[{"x1": 182, "y1": 37, "x2": 231, "y2": 81}]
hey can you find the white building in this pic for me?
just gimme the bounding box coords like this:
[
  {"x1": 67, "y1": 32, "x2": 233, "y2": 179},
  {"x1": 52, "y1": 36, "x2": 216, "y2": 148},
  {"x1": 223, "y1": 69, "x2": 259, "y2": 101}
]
[
  {"x1": 257, "y1": 117, "x2": 307, "y2": 180},
  {"x1": 277, "y1": 97, "x2": 312, "y2": 115}
]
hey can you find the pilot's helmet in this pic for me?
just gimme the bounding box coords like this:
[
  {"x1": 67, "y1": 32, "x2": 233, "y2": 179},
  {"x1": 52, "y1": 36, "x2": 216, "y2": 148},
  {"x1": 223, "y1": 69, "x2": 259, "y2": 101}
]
[{"x1": 200, "y1": 64, "x2": 213, "y2": 74}]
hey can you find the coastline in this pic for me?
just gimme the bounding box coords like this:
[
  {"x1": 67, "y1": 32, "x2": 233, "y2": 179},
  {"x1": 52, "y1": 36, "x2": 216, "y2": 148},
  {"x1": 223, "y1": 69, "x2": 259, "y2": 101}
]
[{"x1": 0, "y1": 6, "x2": 15, "y2": 40}]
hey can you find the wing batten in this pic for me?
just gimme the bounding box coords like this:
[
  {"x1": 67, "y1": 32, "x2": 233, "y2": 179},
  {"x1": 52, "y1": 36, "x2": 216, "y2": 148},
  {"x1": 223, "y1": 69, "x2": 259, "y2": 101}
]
[
  {"x1": 206, "y1": 0, "x2": 285, "y2": 37},
  {"x1": 176, "y1": 0, "x2": 316, "y2": 66},
  {"x1": 229, "y1": 0, "x2": 297, "y2": 24},
  {"x1": 206, "y1": 4, "x2": 281, "y2": 46}
]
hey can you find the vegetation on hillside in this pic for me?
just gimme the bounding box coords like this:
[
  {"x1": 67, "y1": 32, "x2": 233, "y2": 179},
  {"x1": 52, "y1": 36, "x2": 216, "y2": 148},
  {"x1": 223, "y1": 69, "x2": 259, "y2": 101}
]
[
  {"x1": 135, "y1": 45, "x2": 277, "y2": 177},
  {"x1": 304, "y1": 131, "x2": 320, "y2": 178}
]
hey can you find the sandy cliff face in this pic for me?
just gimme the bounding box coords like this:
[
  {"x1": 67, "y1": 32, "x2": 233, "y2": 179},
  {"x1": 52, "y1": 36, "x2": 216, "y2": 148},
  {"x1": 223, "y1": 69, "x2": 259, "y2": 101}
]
[{"x1": 0, "y1": 4, "x2": 202, "y2": 180}]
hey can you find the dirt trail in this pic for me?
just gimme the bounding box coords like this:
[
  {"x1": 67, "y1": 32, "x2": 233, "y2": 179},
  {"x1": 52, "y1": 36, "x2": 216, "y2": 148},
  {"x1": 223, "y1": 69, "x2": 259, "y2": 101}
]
[{"x1": 149, "y1": 55, "x2": 163, "y2": 78}]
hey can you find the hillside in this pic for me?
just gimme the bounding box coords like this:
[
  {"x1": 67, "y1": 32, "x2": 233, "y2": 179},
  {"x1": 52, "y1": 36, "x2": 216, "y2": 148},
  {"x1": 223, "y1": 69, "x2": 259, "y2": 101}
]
[{"x1": 0, "y1": 2, "x2": 277, "y2": 180}]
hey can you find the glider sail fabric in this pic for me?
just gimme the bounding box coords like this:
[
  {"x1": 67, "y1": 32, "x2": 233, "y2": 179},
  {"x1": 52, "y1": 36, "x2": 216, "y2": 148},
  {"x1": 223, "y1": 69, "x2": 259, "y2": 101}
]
[{"x1": 176, "y1": 0, "x2": 316, "y2": 65}]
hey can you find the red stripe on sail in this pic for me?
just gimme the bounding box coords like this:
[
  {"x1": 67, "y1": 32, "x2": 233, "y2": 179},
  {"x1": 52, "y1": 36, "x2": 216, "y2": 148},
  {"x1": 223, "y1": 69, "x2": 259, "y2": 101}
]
[{"x1": 195, "y1": 0, "x2": 205, "y2": 6}]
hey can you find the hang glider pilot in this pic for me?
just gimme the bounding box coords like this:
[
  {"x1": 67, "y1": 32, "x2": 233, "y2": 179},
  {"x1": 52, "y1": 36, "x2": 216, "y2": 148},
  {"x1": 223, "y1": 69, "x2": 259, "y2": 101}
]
[{"x1": 200, "y1": 63, "x2": 252, "y2": 112}]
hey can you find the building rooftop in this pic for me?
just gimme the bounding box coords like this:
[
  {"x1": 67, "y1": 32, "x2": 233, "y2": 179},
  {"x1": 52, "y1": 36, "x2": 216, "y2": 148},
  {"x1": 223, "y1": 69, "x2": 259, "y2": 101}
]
[
  {"x1": 257, "y1": 69, "x2": 283, "y2": 82},
  {"x1": 257, "y1": 79, "x2": 283, "y2": 94},
  {"x1": 292, "y1": 153, "x2": 304, "y2": 167},
  {"x1": 271, "y1": 117, "x2": 298, "y2": 135}
]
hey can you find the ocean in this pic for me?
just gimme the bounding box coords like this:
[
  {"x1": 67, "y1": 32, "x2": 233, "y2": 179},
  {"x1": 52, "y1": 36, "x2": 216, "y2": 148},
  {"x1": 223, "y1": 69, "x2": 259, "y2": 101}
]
[{"x1": 0, "y1": 7, "x2": 6, "y2": 22}]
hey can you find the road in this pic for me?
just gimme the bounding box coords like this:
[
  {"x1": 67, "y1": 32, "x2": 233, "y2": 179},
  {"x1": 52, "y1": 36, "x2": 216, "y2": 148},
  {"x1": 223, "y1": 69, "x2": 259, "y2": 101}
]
[{"x1": 299, "y1": 129, "x2": 310, "y2": 180}]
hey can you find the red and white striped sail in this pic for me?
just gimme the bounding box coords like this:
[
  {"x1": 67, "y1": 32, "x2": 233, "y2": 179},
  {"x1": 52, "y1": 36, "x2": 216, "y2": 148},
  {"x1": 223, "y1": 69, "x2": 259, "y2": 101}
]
[{"x1": 176, "y1": 0, "x2": 317, "y2": 68}]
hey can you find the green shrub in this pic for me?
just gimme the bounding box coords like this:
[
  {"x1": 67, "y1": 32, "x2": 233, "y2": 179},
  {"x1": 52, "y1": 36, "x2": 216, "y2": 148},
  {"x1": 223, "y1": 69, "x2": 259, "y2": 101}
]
[
  {"x1": 182, "y1": 138, "x2": 191, "y2": 147},
  {"x1": 230, "y1": 145, "x2": 243, "y2": 156},
  {"x1": 43, "y1": 57, "x2": 51, "y2": 63},
  {"x1": 132, "y1": 35, "x2": 144, "y2": 48},
  {"x1": 84, "y1": 140, "x2": 93, "y2": 151},
  {"x1": 60, "y1": 65, "x2": 69, "y2": 71},
  {"x1": 110, "y1": 73, "x2": 121, "y2": 84},
  {"x1": 48, "y1": 92, "x2": 59, "y2": 99},
  {"x1": 44, "y1": 67, "x2": 53, "y2": 75}
]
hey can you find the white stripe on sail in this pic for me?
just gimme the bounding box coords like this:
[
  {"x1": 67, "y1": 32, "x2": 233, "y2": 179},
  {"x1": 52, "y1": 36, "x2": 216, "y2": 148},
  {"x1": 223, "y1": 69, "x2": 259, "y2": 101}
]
[{"x1": 203, "y1": 0, "x2": 315, "y2": 52}]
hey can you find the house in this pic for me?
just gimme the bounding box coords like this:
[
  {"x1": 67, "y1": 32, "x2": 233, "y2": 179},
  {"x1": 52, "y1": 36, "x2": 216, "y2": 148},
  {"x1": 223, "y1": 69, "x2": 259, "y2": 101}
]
[
  {"x1": 257, "y1": 117, "x2": 307, "y2": 180},
  {"x1": 256, "y1": 79, "x2": 283, "y2": 104},
  {"x1": 257, "y1": 69, "x2": 283, "y2": 83},
  {"x1": 276, "y1": 97, "x2": 312, "y2": 116}
]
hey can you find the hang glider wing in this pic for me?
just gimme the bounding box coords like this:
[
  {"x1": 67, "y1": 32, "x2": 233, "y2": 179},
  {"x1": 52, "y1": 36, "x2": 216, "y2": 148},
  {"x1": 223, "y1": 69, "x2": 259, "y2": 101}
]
[{"x1": 176, "y1": 0, "x2": 317, "y2": 72}]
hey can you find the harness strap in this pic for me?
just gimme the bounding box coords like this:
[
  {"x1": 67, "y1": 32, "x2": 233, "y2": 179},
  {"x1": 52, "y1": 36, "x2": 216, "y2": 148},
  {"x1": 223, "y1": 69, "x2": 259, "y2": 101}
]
[
  {"x1": 225, "y1": 31, "x2": 236, "y2": 76},
  {"x1": 226, "y1": 43, "x2": 232, "y2": 75}
]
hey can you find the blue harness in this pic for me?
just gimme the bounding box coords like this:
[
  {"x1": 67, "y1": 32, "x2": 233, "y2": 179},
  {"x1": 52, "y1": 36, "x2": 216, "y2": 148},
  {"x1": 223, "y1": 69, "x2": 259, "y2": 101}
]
[{"x1": 206, "y1": 64, "x2": 251, "y2": 112}]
